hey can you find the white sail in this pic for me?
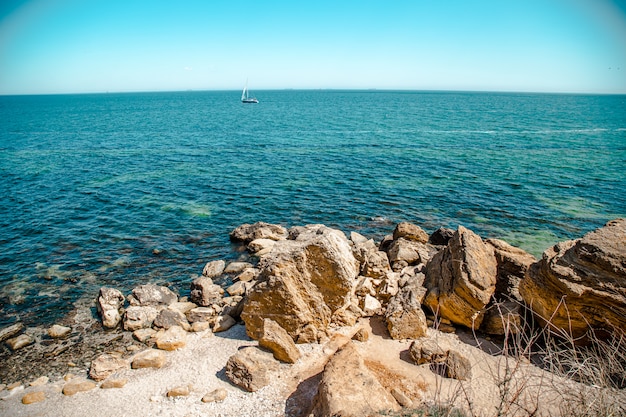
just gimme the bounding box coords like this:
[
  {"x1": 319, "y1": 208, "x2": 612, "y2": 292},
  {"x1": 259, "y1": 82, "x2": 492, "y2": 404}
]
[{"x1": 241, "y1": 85, "x2": 247, "y2": 101}]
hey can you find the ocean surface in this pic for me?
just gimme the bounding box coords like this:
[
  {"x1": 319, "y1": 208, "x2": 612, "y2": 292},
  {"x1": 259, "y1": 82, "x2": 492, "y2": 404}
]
[{"x1": 1, "y1": 90, "x2": 625, "y2": 328}]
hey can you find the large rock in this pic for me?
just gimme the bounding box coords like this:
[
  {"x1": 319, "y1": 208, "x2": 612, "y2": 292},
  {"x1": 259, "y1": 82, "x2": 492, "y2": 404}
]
[
  {"x1": 385, "y1": 282, "x2": 428, "y2": 340},
  {"x1": 123, "y1": 306, "x2": 159, "y2": 331},
  {"x1": 96, "y1": 287, "x2": 125, "y2": 328},
  {"x1": 155, "y1": 325, "x2": 187, "y2": 351},
  {"x1": 386, "y1": 238, "x2": 438, "y2": 266},
  {"x1": 312, "y1": 342, "x2": 400, "y2": 417},
  {"x1": 153, "y1": 308, "x2": 190, "y2": 330},
  {"x1": 480, "y1": 301, "x2": 522, "y2": 335},
  {"x1": 393, "y1": 222, "x2": 429, "y2": 243},
  {"x1": 423, "y1": 226, "x2": 497, "y2": 329},
  {"x1": 225, "y1": 347, "x2": 279, "y2": 392},
  {"x1": 258, "y1": 318, "x2": 301, "y2": 363},
  {"x1": 89, "y1": 354, "x2": 129, "y2": 382},
  {"x1": 131, "y1": 349, "x2": 167, "y2": 369},
  {"x1": 230, "y1": 222, "x2": 288, "y2": 243},
  {"x1": 128, "y1": 284, "x2": 177, "y2": 307},
  {"x1": 190, "y1": 277, "x2": 224, "y2": 307},
  {"x1": 486, "y1": 238, "x2": 536, "y2": 302},
  {"x1": 6, "y1": 334, "x2": 33, "y2": 351},
  {"x1": 519, "y1": 219, "x2": 626, "y2": 338},
  {"x1": 241, "y1": 225, "x2": 359, "y2": 343},
  {"x1": 361, "y1": 250, "x2": 392, "y2": 279},
  {"x1": 202, "y1": 260, "x2": 226, "y2": 278}
]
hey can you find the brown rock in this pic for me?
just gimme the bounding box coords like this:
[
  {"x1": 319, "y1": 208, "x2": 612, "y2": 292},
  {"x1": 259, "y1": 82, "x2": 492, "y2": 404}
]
[
  {"x1": 202, "y1": 388, "x2": 227, "y2": 403},
  {"x1": 519, "y1": 219, "x2": 626, "y2": 338},
  {"x1": 386, "y1": 283, "x2": 428, "y2": 340},
  {"x1": 124, "y1": 306, "x2": 159, "y2": 331},
  {"x1": 486, "y1": 238, "x2": 536, "y2": 302},
  {"x1": 89, "y1": 354, "x2": 129, "y2": 382},
  {"x1": 213, "y1": 315, "x2": 237, "y2": 333},
  {"x1": 480, "y1": 301, "x2": 522, "y2": 335},
  {"x1": 225, "y1": 347, "x2": 279, "y2": 392},
  {"x1": 48, "y1": 324, "x2": 71, "y2": 338},
  {"x1": 191, "y1": 321, "x2": 211, "y2": 332},
  {"x1": 423, "y1": 226, "x2": 497, "y2": 329},
  {"x1": 313, "y1": 342, "x2": 400, "y2": 416},
  {"x1": 128, "y1": 284, "x2": 177, "y2": 307},
  {"x1": 230, "y1": 222, "x2": 289, "y2": 243},
  {"x1": 445, "y1": 350, "x2": 472, "y2": 380},
  {"x1": 241, "y1": 225, "x2": 359, "y2": 343},
  {"x1": 202, "y1": 259, "x2": 226, "y2": 278},
  {"x1": 133, "y1": 328, "x2": 156, "y2": 342},
  {"x1": 361, "y1": 250, "x2": 392, "y2": 279},
  {"x1": 391, "y1": 387, "x2": 413, "y2": 407},
  {"x1": 429, "y1": 227, "x2": 455, "y2": 246},
  {"x1": 258, "y1": 318, "x2": 301, "y2": 363},
  {"x1": 408, "y1": 339, "x2": 447, "y2": 366},
  {"x1": 226, "y1": 281, "x2": 247, "y2": 297},
  {"x1": 186, "y1": 307, "x2": 216, "y2": 323},
  {"x1": 224, "y1": 261, "x2": 254, "y2": 274},
  {"x1": 100, "y1": 378, "x2": 128, "y2": 389},
  {"x1": 22, "y1": 391, "x2": 45, "y2": 404},
  {"x1": 235, "y1": 268, "x2": 259, "y2": 283},
  {"x1": 387, "y1": 238, "x2": 438, "y2": 266},
  {"x1": 6, "y1": 334, "x2": 34, "y2": 351},
  {"x1": 0, "y1": 322, "x2": 24, "y2": 343},
  {"x1": 352, "y1": 327, "x2": 370, "y2": 342},
  {"x1": 29, "y1": 376, "x2": 48, "y2": 387},
  {"x1": 155, "y1": 325, "x2": 187, "y2": 351},
  {"x1": 96, "y1": 287, "x2": 125, "y2": 329},
  {"x1": 153, "y1": 308, "x2": 190, "y2": 330},
  {"x1": 63, "y1": 379, "x2": 96, "y2": 396},
  {"x1": 393, "y1": 222, "x2": 429, "y2": 243},
  {"x1": 131, "y1": 349, "x2": 167, "y2": 369},
  {"x1": 190, "y1": 277, "x2": 224, "y2": 307},
  {"x1": 167, "y1": 385, "x2": 191, "y2": 397}
]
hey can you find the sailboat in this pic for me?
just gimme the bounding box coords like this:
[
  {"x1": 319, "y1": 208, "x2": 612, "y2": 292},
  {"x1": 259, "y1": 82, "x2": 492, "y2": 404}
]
[{"x1": 241, "y1": 80, "x2": 259, "y2": 103}]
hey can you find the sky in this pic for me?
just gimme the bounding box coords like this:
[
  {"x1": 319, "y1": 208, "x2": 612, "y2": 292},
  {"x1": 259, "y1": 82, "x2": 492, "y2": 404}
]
[{"x1": 0, "y1": 0, "x2": 625, "y2": 95}]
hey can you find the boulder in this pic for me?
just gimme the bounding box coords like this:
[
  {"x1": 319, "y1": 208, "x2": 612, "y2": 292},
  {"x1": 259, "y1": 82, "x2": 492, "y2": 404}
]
[
  {"x1": 361, "y1": 250, "x2": 392, "y2": 279},
  {"x1": 423, "y1": 226, "x2": 497, "y2": 329},
  {"x1": 225, "y1": 347, "x2": 279, "y2": 392},
  {"x1": 486, "y1": 238, "x2": 536, "y2": 302},
  {"x1": 362, "y1": 294, "x2": 382, "y2": 316},
  {"x1": 312, "y1": 342, "x2": 400, "y2": 417},
  {"x1": 258, "y1": 318, "x2": 301, "y2": 363},
  {"x1": 224, "y1": 261, "x2": 254, "y2": 274},
  {"x1": 230, "y1": 222, "x2": 288, "y2": 243},
  {"x1": 89, "y1": 354, "x2": 129, "y2": 382},
  {"x1": 128, "y1": 284, "x2": 177, "y2": 307},
  {"x1": 445, "y1": 350, "x2": 472, "y2": 381},
  {"x1": 519, "y1": 219, "x2": 626, "y2": 338},
  {"x1": 190, "y1": 277, "x2": 224, "y2": 307},
  {"x1": 409, "y1": 339, "x2": 447, "y2": 365},
  {"x1": 96, "y1": 287, "x2": 125, "y2": 328},
  {"x1": 226, "y1": 281, "x2": 247, "y2": 297},
  {"x1": 429, "y1": 227, "x2": 455, "y2": 246},
  {"x1": 123, "y1": 306, "x2": 159, "y2": 331},
  {"x1": 241, "y1": 225, "x2": 359, "y2": 343},
  {"x1": 48, "y1": 324, "x2": 71, "y2": 338},
  {"x1": 153, "y1": 308, "x2": 190, "y2": 330},
  {"x1": 168, "y1": 301, "x2": 197, "y2": 315},
  {"x1": 202, "y1": 260, "x2": 226, "y2": 278},
  {"x1": 393, "y1": 222, "x2": 429, "y2": 243},
  {"x1": 133, "y1": 328, "x2": 156, "y2": 343},
  {"x1": 480, "y1": 301, "x2": 522, "y2": 336},
  {"x1": 131, "y1": 349, "x2": 167, "y2": 369},
  {"x1": 386, "y1": 238, "x2": 438, "y2": 267},
  {"x1": 385, "y1": 283, "x2": 428, "y2": 340},
  {"x1": 235, "y1": 267, "x2": 259, "y2": 283},
  {"x1": 155, "y1": 325, "x2": 187, "y2": 351}
]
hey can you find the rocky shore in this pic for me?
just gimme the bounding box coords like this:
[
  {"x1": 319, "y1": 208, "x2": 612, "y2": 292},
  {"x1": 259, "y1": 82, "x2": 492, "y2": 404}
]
[{"x1": 1, "y1": 219, "x2": 625, "y2": 417}]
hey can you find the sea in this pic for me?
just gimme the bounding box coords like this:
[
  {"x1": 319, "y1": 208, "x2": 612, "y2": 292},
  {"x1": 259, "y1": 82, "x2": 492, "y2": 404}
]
[{"x1": 1, "y1": 90, "x2": 625, "y2": 329}]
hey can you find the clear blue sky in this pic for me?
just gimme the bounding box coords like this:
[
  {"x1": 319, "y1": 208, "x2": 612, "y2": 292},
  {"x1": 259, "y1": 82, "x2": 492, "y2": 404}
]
[{"x1": 1, "y1": 0, "x2": 625, "y2": 94}]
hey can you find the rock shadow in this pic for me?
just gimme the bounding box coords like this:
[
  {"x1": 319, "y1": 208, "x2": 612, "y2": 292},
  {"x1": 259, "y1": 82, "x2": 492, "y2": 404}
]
[
  {"x1": 284, "y1": 371, "x2": 322, "y2": 417},
  {"x1": 368, "y1": 316, "x2": 391, "y2": 340}
]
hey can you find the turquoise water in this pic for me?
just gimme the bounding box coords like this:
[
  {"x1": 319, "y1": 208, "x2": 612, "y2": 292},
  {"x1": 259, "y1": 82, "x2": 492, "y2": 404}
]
[{"x1": 1, "y1": 90, "x2": 625, "y2": 327}]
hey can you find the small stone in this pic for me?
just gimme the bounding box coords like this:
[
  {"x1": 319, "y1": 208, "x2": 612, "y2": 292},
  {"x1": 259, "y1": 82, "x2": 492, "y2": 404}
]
[
  {"x1": 258, "y1": 318, "x2": 301, "y2": 363},
  {"x1": 0, "y1": 322, "x2": 24, "y2": 343},
  {"x1": 63, "y1": 379, "x2": 96, "y2": 396},
  {"x1": 29, "y1": 376, "x2": 49, "y2": 387},
  {"x1": 226, "y1": 281, "x2": 246, "y2": 297},
  {"x1": 186, "y1": 307, "x2": 215, "y2": 323},
  {"x1": 101, "y1": 378, "x2": 128, "y2": 389},
  {"x1": 67, "y1": 362, "x2": 77, "y2": 367},
  {"x1": 352, "y1": 328, "x2": 370, "y2": 342},
  {"x1": 391, "y1": 387, "x2": 413, "y2": 407},
  {"x1": 213, "y1": 315, "x2": 236, "y2": 333},
  {"x1": 168, "y1": 301, "x2": 197, "y2": 315},
  {"x1": 64, "y1": 373, "x2": 75, "y2": 381},
  {"x1": 191, "y1": 321, "x2": 211, "y2": 332},
  {"x1": 0, "y1": 383, "x2": 5, "y2": 391},
  {"x1": 48, "y1": 324, "x2": 72, "y2": 339},
  {"x1": 133, "y1": 328, "x2": 157, "y2": 343},
  {"x1": 202, "y1": 260, "x2": 226, "y2": 278},
  {"x1": 167, "y1": 385, "x2": 191, "y2": 397},
  {"x1": 224, "y1": 262, "x2": 253, "y2": 274},
  {"x1": 132, "y1": 349, "x2": 167, "y2": 369},
  {"x1": 235, "y1": 268, "x2": 259, "y2": 283},
  {"x1": 6, "y1": 334, "x2": 34, "y2": 351},
  {"x1": 155, "y1": 325, "x2": 187, "y2": 351},
  {"x1": 202, "y1": 388, "x2": 227, "y2": 403},
  {"x1": 89, "y1": 354, "x2": 129, "y2": 381},
  {"x1": 7, "y1": 381, "x2": 22, "y2": 390},
  {"x1": 22, "y1": 391, "x2": 45, "y2": 404}
]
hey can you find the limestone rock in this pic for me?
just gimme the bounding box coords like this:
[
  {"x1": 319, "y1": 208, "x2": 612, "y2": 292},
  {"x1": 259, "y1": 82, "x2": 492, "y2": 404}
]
[
  {"x1": 391, "y1": 387, "x2": 413, "y2": 407},
  {"x1": 131, "y1": 349, "x2": 167, "y2": 369},
  {"x1": 124, "y1": 306, "x2": 159, "y2": 331},
  {"x1": 89, "y1": 354, "x2": 129, "y2": 382},
  {"x1": 361, "y1": 250, "x2": 392, "y2": 279},
  {"x1": 230, "y1": 222, "x2": 289, "y2": 243},
  {"x1": 202, "y1": 260, "x2": 226, "y2": 278},
  {"x1": 22, "y1": 391, "x2": 45, "y2": 404},
  {"x1": 63, "y1": 379, "x2": 96, "y2": 396},
  {"x1": 153, "y1": 308, "x2": 190, "y2": 330},
  {"x1": 48, "y1": 324, "x2": 71, "y2": 338},
  {"x1": 213, "y1": 315, "x2": 237, "y2": 333},
  {"x1": 519, "y1": 219, "x2": 626, "y2": 338},
  {"x1": 155, "y1": 325, "x2": 187, "y2": 351},
  {"x1": 235, "y1": 267, "x2": 259, "y2": 282},
  {"x1": 6, "y1": 334, "x2": 34, "y2": 351},
  {"x1": 0, "y1": 322, "x2": 24, "y2": 343},
  {"x1": 423, "y1": 226, "x2": 497, "y2": 329},
  {"x1": 247, "y1": 238, "x2": 277, "y2": 256},
  {"x1": 133, "y1": 328, "x2": 156, "y2": 343},
  {"x1": 224, "y1": 261, "x2": 254, "y2": 274},
  {"x1": 96, "y1": 287, "x2": 125, "y2": 329},
  {"x1": 362, "y1": 294, "x2": 382, "y2": 316},
  {"x1": 445, "y1": 350, "x2": 472, "y2": 381},
  {"x1": 186, "y1": 307, "x2": 216, "y2": 323},
  {"x1": 385, "y1": 283, "x2": 428, "y2": 340},
  {"x1": 258, "y1": 318, "x2": 301, "y2": 363},
  {"x1": 202, "y1": 388, "x2": 227, "y2": 403},
  {"x1": 190, "y1": 277, "x2": 224, "y2": 307},
  {"x1": 129, "y1": 284, "x2": 177, "y2": 307},
  {"x1": 486, "y1": 238, "x2": 536, "y2": 302},
  {"x1": 429, "y1": 227, "x2": 455, "y2": 246},
  {"x1": 408, "y1": 339, "x2": 447, "y2": 365},
  {"x1": 242, "y1": 225, "x2": 359, "y2": 343},
  {"x1": 29, "y1": 376, "x2": 48, "y2": 387},
  {"x1": 387, "y1": 238, "x2": 438, "y2": 266},
  {"x1": 100, "y1": 378, "x2": 128, "y2": 389},
  {"x1": 191, "y1": 321, "x2": 211, "y2": 332},
  {"x1": 480, "y1": 301, "x2": 522, "y2": 335},
  {"x1": 393, "y1": 222, "x2": 429, "y2": 243},
  {"x1": 167, "y1": 385, "x2": 191, "y2": 397},
  {"x1": 226, "y1": 281, "x2": 247, "y2": 297},
  {"x1": 225, "y1": 347, "x2": 279, "y2": 392},
  {"x1": 168, "y1": 301, "x2": 197, "y2": 315},
  {"x1": 313, "y1": 342, "x2": 400, "y2": 417},
  {"x1": 352, "y1": 327, "x2": 370, "y2": 342}
]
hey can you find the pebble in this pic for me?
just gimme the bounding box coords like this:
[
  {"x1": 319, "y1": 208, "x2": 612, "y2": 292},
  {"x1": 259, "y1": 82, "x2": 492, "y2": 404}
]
[
  {"x1": 48, "y1": 324, "x2": 72, "y2": 338},
  {"x1": 67, "y1": 361, "x2": 77, "y2": 367},
  {"x1": 64, "y1": 373, "x2": 76, "y2": 381},
  {"x1": 30, "y1": 376, "x2": 49, "y2": 387},
  {"x1": 167, "y1": 385, "x2": 191, "y2": 397},
  {"x1": 6, "y1": 334, "x2": 34, "y2": 351},
  {"x1": 22, "y1": 391, "x2": 46, "y2": 404},
  {"x1": 202, "y1": 388, "x2": 228, "y2": 403},
  {"x1": 7, "y1": 381, "x2": 23, "y2": 390},
  {"x1": 63, "y1": 379, "x2": 97, "y2": 396},
  {"x1": 101, "y1": 378, "x2": 128, "y2": 389}
]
